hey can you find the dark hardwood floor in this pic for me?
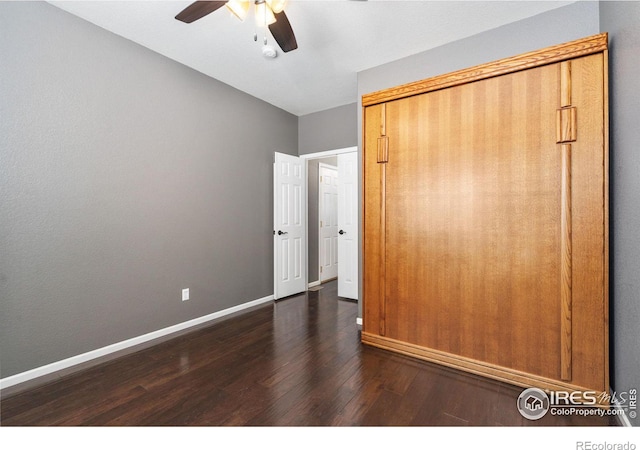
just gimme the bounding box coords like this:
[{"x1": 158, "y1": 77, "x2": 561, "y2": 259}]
[{"x1": 0, "y1": 281, "x2": 617, "y2": 426}]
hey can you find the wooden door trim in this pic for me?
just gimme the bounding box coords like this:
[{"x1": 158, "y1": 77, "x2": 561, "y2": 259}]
[
  {"x1": 602, "y1": 49, "x2": 610, "y2": 393},
  {"x1": 361, "y1": 332, "x2": 609, "y2": 402},
  {"x1": 362, "y1": 33, "x2": 608, "y2": 107}
]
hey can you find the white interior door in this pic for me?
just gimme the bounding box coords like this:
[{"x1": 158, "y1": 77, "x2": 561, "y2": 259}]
[
  {"x1": 319, "y1": 164, "x2": 338, "y2": 282},
  {"x1": 274, "y1": 152, "x2": 306, "y2": 300},
  {"x1": 337, "y1": 152, "x2": 358, "y2": 300}
]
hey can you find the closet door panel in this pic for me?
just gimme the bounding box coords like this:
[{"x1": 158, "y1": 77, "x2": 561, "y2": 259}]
[{"x1": 383, "y1": 63, "x2": 563, "y2": 379}]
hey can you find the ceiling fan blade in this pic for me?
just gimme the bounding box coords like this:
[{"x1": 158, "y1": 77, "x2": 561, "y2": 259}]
[
  {"x1": 175, "y1": 1, "x2": 227, "y2": 23},
  {"x1": 269, "y1": 11, "x2": 298, "y2": 53}
]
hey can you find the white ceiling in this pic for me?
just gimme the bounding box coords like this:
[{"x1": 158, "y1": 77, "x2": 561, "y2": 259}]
[{"x1": 50, "y1": 0, "x2": 574, "y2": 116}]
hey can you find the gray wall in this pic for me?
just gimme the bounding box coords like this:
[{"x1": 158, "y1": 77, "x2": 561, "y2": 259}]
[
  {"x1": 298, "y1": 103, "x2": 357, "y2": 155},
  {"x1": 356, "y1": 1, "x2": 601, "y2": 319},
  {"x1": 0, "y1": 2, "x2": 297, "y2": 378},
  {"x1": 307, "y1": 157, "x2": 337, "y2": 283},
  {"x1": 600, "y1": 0, "x2": 640, "y2": 427}
]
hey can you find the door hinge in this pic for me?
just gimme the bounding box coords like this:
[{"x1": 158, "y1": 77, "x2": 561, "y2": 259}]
[
  {"x1": 320, "y1": 175, "x2": 323, "y2": 183},
  {"x1": 320, "y1": 220, "x2": 323, "y2": 227}
]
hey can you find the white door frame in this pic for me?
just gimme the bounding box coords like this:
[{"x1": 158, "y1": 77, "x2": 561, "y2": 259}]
[{"x1": 299, "y1": 146, "x2": 357, "y2": 289}]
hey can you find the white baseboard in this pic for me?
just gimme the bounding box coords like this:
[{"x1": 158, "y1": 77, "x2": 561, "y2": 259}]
[
  {"x1": 0, "y1": 293, "x2": 274, "y2": 391},
  {"x1": 356, "y1": 317, "x2": 362, "y2": 326},
  {"x1": 308, "y1": 280, "x2": 321, "y2": 288}
]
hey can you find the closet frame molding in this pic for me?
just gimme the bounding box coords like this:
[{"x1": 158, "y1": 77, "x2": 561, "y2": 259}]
[
  {"x1": 361, "y1": 33, "x2": 610, "y2": 396},
  {"x1": 362, "y1": 33, "x2": 608, "y2": 107}
]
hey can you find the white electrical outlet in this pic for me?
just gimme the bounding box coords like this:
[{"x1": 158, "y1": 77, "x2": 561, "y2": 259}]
[{"x1": 182, "y1": 288, "x2": 189, "y2": 301}]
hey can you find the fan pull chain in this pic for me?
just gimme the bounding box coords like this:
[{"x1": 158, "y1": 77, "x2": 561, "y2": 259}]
[
  {"x1": 252, "y1": 1, "x2": 271, "y2": 48},
  {"x1": 253, "y1": 0, "x2": 257, "y2": 41},
  {"x1": 253, "y1": 3, "x2": 259, "y2": 42},
  {"x1": 262, "y1": 1, "x2": 268, "y2": 47}
]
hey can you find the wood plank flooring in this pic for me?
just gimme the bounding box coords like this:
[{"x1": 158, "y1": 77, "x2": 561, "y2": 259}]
[{"x1": 0, "y1": 281, "x2": 617, "y2": 426}]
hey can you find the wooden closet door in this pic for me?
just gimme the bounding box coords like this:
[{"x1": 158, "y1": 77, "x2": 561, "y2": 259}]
[
  {"x1": 384, "y1": 62, "x2": 561, "y2": 378},
  {"x1": 363, "y1": 36, "x2": 607, "y2": 394}
]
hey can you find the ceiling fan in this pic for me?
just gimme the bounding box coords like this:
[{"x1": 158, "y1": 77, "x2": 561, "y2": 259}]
[{"x1": 175, "y1": 0, "x2": 298, "y2": 53}]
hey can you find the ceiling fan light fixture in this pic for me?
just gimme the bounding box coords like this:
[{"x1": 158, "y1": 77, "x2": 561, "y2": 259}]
[
  {"x1": 266, "y1": 0, "x2": 287, "y2": 14},
  {"x1": 174, "y1": 1, "x2": 297, "y2": 54},
  {"x1": 226, "y1": 0, "x2": 250, "y2": 21},
  {"x1": 255, "y1": 1, "x2": 276, "y2": 27}
]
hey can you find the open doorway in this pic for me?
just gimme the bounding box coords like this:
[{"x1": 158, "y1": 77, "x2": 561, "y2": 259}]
[
  {"x1": 273, "y1": 147, "x2": 357, "y2": 300},
  {"x1": 302, "y1": 147, "x2": 358, "y2": 299}
]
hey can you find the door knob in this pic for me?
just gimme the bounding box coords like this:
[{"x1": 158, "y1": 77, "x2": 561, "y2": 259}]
[
  {"x1": 278, "y1": 230, "x2": 288, "y2": 235},
  {"x1": 339, "y1": 230, "x2": 346, "y2": 235}
]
